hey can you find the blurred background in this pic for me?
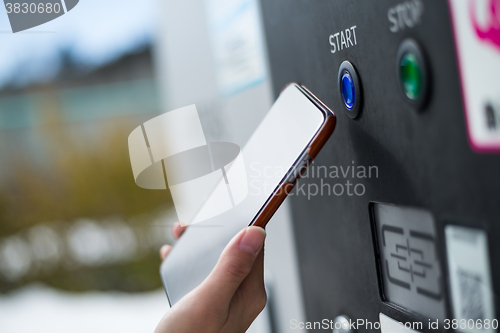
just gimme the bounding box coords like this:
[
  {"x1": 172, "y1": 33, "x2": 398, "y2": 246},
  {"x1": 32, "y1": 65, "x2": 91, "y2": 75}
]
[{"x1": 0, "y1": 0, "x2": 175, "y2": 331}]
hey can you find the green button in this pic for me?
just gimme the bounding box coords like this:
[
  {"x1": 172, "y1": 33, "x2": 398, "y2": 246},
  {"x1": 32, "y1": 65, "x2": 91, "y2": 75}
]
[{"x1": 400, "y1": 52, "x2": 422, "y2": 100}]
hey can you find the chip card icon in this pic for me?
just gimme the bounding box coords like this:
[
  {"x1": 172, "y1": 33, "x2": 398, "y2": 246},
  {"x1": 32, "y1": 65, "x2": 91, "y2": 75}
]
[{"x1": 128, "y1": 105, "x2": 248, "y2": 225}]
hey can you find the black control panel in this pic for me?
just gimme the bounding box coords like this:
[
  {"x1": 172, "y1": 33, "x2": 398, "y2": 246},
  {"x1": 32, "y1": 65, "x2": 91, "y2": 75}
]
[{"x1": 260, "y1": 0, "x2": 500, "y2": 331}]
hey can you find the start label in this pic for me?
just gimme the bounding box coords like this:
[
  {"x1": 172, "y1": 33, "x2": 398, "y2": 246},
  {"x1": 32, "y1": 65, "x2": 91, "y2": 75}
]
[{"x1": 329, "y1": 26, "x2": 357, "y2": 54}]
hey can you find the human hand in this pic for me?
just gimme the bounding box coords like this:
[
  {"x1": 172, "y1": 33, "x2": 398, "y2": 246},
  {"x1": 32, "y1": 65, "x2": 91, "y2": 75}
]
[{"x1": 155, "y1": 222, "x2": 267, "y2": 333}]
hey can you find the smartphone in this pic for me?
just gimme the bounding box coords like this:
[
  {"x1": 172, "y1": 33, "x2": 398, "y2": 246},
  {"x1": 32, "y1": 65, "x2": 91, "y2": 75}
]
[{"x1": 160, "y1": 83, "x2": 336, "y2": 305}]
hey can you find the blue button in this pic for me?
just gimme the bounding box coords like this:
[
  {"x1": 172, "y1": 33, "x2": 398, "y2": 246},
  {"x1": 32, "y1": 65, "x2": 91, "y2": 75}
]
[
  {"x1": 341, "y1": 71, "x2": 356, "y2": 110},
  {"x1": 338, "y1": 60, "x2": 361, "y2": 118}
]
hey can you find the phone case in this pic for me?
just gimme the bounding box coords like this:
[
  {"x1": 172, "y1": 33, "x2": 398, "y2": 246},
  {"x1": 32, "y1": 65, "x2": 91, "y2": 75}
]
[{"x1": 250, "y1": 83, "x2": 337, "y2": 228}]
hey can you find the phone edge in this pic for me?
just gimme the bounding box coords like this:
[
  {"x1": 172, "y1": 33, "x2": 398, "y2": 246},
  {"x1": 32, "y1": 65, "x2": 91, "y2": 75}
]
[{"x1": 250, "y1": 83, "x2": 337, "y2": 228}]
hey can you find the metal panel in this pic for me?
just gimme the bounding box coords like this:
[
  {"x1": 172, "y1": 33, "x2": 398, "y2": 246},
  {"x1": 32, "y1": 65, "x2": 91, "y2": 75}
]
[{"x1": 260, "y1": 0, "x2": 500, "y2": 331}]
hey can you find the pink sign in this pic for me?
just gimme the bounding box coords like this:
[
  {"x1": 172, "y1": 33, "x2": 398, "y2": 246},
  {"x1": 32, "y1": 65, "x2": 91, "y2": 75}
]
[
  {"x1": 449, "y1": 0, "x2": 500, "y2": 152},
  {"x1": 471, "y1": 0, "x2": 500, "y2": 52}
]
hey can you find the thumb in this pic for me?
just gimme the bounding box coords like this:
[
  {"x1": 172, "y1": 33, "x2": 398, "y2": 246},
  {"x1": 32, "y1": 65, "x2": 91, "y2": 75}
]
[{"x1": 199, "y1": 226, "x2": 266, "y2": 307}]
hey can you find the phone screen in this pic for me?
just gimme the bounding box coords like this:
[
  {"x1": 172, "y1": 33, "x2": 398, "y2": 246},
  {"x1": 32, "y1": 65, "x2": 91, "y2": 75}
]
[{"x1": 161, "y1": 84, "x2": 328, "y2": 305}]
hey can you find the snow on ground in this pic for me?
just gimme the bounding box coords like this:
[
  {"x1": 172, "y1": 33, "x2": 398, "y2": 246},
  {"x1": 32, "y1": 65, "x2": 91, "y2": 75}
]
[{"x1": 0, "y1": 284, "x2": 169, "y2": 333}]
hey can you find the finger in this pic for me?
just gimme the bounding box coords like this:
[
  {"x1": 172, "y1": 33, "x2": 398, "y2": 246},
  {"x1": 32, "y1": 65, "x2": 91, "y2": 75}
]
[
  {"x1": 160, "y1": 245, "x2": 172, "y2": 260},
  {"x1": 226, "y1": 248, "x2": 267, "y2": 330},
  {"x1": 239, "y1": 246, "x2": 266, "y2": 306},
  {"x1": 199, "y1": 226, "x2": 266, "y2": 308},
  {"x1": 232, "y1": 249, "x2": 267, "y2": 318},
  {"x1": 172, "y1": 221, "x2": 187, "y2": 240}
]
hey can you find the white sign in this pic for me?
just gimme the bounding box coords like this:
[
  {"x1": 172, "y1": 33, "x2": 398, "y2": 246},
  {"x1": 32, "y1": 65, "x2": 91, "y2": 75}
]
[
  {"x1": 205, "y1": 0, "x2": 268, "y2": 96},
  {"x1": 445, "y1": 225, "x2": 495, "y2": 333},
  {"x1": 379, "y1": 313, "x2": 421, "y2": 333}
]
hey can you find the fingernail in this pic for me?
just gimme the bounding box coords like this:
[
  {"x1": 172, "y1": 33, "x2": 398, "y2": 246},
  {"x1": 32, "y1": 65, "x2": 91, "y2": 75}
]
[{"x1": 239, "y1": 227, "x2": 266, "y2": 254}]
